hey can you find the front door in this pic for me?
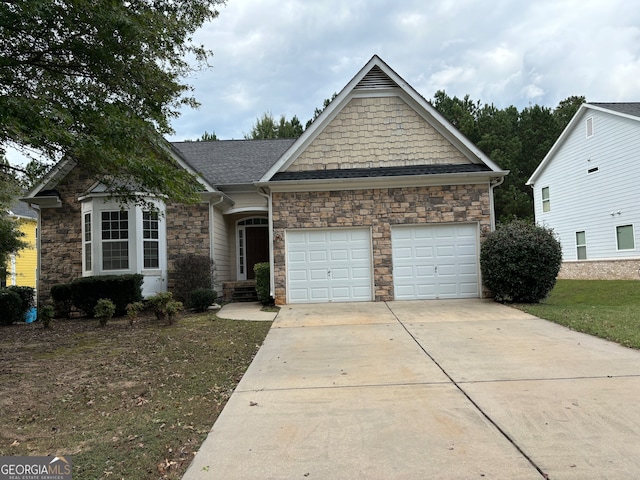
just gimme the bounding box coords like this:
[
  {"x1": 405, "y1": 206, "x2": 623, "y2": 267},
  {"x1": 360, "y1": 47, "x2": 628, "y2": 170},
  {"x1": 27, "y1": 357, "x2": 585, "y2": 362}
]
[{"x1": 245, "y1": 226, "x2": 269, "y2": 279}]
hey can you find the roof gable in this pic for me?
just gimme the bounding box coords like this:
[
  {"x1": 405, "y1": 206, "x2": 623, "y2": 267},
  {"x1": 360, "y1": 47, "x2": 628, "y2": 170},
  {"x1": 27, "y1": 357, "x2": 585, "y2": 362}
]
[
  {"x1": 261, "y1": 55, "x2": 505, "y2": 182},
  {"x1": 527, "y1": 102, "x2": 640, "y2": 185}
]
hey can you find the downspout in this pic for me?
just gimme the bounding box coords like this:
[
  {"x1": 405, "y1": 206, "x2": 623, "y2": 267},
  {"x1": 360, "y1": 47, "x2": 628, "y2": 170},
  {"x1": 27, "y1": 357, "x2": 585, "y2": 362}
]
[
  {"x1": 257, "y1": 187, "x2": 275, "y2": 300},
  {"x1": 30, "y1": 204, "x2": 42, "y2": 313},
  {"x1": 489, "y1": 176, "x2": 505, "y2": 231}
]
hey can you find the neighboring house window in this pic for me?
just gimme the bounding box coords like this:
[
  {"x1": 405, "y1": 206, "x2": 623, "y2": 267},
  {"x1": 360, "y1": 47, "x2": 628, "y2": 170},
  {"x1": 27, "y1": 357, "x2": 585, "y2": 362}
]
[
  {"x1": 586, "y1": 117, "x2": 594, "y2": 137},
  {"x1": 84, "y1": 213, "x2": 92, "y2": 271},
  {"x1": 143, "y1": 211, "x2": 159, "y2": 269},
  {"x1": 541, "y1": 187, "x2": 550, "y2": 212},
  {"x1": 101, "y1": 211, "x2": 129, "y2": 270},
  {"x1": 576, "y1": 231, "x2": 587, "y2": 260},
  {"x1": 616, "y1": 225, "x2": 635, "y2": 251}
]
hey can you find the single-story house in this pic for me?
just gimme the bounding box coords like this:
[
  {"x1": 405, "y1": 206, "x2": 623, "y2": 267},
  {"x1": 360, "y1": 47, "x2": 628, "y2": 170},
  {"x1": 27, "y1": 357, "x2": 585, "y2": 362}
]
[
  {"x1": 23, "y1": 55, "x2": 508, "y2": 305},
  {"x1": 527, "y1": 102, "x2": 640, "y2": 279}
]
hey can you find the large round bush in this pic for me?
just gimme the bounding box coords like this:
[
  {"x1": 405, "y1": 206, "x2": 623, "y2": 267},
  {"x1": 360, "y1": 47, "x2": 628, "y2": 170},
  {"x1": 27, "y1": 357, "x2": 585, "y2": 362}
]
[{"x1": 480, "y1": 220, "x2": 562, "y2": 303}]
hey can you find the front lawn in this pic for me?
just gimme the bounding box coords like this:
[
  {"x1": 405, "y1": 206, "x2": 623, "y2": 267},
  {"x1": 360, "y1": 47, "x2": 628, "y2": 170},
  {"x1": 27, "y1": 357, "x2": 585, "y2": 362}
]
[
  {"x1": 0, "y1": 312, "x2": 271, "y2": 479},
  {"x1": 515, "y1": 279, "x2": 640, "y2": 349}
]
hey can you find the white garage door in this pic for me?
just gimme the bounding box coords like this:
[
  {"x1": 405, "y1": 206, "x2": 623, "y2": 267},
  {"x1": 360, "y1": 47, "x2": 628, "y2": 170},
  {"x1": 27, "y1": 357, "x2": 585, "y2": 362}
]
[
  {"x1": 287, "y1": 228, "x2": 372, "y2": 303},
  {"x1": 392, "y1": 224, "x2": 479, "y2": 300}
]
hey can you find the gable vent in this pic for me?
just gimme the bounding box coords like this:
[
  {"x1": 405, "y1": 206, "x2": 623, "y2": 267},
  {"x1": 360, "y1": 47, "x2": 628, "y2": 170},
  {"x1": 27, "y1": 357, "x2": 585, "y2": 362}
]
[{"x1": 355, "y1": 66, "x2": 398, "y2": 89}]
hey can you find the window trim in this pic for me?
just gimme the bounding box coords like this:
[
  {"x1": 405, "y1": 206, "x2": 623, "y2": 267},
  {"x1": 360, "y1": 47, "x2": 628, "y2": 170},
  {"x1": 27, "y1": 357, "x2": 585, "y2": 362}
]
[
  {"x1": 575, "y1": 230, "x2": 587, "y2": 260},
  {"x1": 100, "y1": 210, "x2": 130, "y2": 271},
  {"x1": 616, "y1": 224, "x2": 635, "y2": 251},
  {"x1": 83, "y1": 211, "x2": 93, "y2": 273},
  {"x1": 142, "y1": 210, "x2": 160, "y2": 270},
  {"x1": 541, "y1": 186, "x2": 550, "y2": 213},
  {"x1": 81, "y1": 197, "x2": 166, "y2": 277}
]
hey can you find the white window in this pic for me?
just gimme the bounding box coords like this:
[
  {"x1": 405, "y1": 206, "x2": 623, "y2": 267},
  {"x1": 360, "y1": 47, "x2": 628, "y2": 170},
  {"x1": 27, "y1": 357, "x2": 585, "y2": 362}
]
[
  {"x1": 101, "y1": 210, "x2": 130, "y2": 270},
  {"x1": 143, "y1": 211, "x2": 159, "y2": 269},
  {"x1": 586, "y1": 116, "x2": 594, "y2": 138},
  {"x1": 616, "y1": 225, "x2": 635, "y2": 251},
  {"x1": 576, "y1": 231, "x2": 587, "y2": 260},
  {"x1": 541, "y1": 187, "x2": 550, "y2": 213},
  {"x1": 83, "y1": 212, "x2": 92, "y2": 272},
  {"x1": 81, "y1": 198, "x2": 166, "y2": 277}
]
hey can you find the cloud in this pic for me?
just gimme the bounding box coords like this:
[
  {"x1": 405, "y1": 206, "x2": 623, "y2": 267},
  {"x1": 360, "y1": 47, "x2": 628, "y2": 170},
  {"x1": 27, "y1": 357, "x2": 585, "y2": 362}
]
[{"x1": 168, "y1": 0, "x2": 640, "y2": 140}]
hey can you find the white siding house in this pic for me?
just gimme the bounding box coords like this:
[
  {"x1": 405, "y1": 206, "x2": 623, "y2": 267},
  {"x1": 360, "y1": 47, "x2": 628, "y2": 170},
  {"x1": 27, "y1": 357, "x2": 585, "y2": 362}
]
[{"x1": 527, "y1": 103, "x2": 640, "y2": 279}]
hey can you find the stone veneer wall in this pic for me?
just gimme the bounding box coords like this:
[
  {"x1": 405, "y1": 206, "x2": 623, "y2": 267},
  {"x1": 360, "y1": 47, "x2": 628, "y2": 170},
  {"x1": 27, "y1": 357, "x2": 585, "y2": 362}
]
[
  {"x1": 271, "y1": 184, "x2": 492, "y2": 304},
  {"x1": 289, "y1": 97, "x2": 469, "y2": 172},
  {"x1": 38, "y1": 167, "x2": 94, "y2": 303},
  {"x1": 37, "y1": 165, "x2": 211, "y2": 302},
  {"x1": 165, "y1": 202, "x2": 211, "y2": 293},
  {"x1": 559, "y1": 260, "x2": 640, "y2": 280}
]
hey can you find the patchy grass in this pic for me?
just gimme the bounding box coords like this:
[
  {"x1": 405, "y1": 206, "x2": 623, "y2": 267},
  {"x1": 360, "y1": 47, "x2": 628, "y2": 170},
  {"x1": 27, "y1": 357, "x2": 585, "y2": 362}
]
[
  {"x1": 0, "y1": 312, "x2": 271, "y2": 479},
  {"x1": 515, "y1": 279, "x2": 640, "y2": 349}
]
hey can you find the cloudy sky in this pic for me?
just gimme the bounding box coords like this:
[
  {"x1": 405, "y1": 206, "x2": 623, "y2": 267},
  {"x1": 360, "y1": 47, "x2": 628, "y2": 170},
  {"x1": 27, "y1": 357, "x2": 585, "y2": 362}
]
[
  {"x1": 168, "y1": 0, "x2": 640, "y2": 142},
  {"x1": 6, "y1": 0, "x2": 640, "y2": 165}
]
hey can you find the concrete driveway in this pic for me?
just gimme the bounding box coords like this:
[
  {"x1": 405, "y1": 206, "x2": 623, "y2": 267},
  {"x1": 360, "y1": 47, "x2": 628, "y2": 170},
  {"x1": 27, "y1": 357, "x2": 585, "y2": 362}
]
[{"x1": 182, "y1": 299, "x2": 640, "y2": 480}]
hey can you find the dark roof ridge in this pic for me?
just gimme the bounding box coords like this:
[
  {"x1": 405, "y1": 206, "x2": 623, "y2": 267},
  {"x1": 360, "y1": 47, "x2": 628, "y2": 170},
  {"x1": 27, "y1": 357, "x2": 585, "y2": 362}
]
[{"x1": 271, "y1": 163, "x2": 491, "y2": 181}]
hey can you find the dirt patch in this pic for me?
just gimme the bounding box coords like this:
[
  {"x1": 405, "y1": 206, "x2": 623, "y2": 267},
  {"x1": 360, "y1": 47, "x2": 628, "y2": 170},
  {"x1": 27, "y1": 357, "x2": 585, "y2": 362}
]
[{"x1": 0, "y1": 311, "x2": 271, "y2": 479}]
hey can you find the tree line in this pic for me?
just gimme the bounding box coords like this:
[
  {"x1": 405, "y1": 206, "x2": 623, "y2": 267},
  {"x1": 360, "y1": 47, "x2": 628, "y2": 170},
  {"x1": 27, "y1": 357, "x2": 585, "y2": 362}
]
[{"x1": 215, "y1": 92, "x2": 584, "y2": 223}]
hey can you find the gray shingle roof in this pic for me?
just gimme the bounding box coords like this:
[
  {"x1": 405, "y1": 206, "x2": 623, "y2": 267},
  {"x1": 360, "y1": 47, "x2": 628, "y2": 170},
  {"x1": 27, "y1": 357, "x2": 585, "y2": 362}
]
[
  {"x1": 8, "y1": 199, "x2": 37, "y2": 219},
  {"x1": 271, "y1": 163, "x2": 491, "y2": 181},
  {"x1": 171, "y1": 138, "x2": 297, "y2": 186},
  {"x1": 590, "y1": 102, "x2": 640, "y2": 118}
]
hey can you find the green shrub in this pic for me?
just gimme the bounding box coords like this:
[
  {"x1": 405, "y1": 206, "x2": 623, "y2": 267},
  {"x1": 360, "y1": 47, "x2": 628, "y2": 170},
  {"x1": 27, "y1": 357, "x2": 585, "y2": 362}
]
[
  {"x1": 172, "y1": 254, "x2": 214, "y2": 306},
  {"x1": 147, "y1": 291, "x2": 183, "y2": 324},
  {"x1": 50, "y1": 283, "x2": 73, "y2": 318},
  {"x1": 70, "y1": 274, "x2": 143, "y2": 317},
  {"x1": 480, "y1": 220, "x2": 562, "y2": 303},
  {"x1": 126, "y1": 301, "x2": 145, "y2": 326},
  {"x1": 189, "y1": 288, "x2": 217, "y2": 312},
  {"x1": 7, "y1": 285, "x2": 35, "y2": 321},
  {"x1": 39, "y1": 303, "x2": 55, "y2": 329},
  {"x1": 94, "y1": 298, "x2": 116, "y2": 326},
  {"x1": 0, "y1": 289, "x2": 22, "y2": 326},
  {"x1": 254, "y1": 262, "x2": 271, "y2": 304}
]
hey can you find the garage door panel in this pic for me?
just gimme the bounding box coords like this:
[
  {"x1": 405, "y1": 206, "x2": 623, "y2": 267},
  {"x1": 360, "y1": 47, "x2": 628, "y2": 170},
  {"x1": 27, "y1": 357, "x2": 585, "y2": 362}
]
[
  {"x1": 415, "y1": 266, "x2": 434, "y2": 277},
  {"x1": 310, "y1": 288, "x2": 330, "y2": 301},
  {"x1": 309, "y1": 250, "x2": 328, "y2": 262},
  {"x1": 395, "y1": 265, "x2": 415, "y2": 278},
  {"x1": 309, "y1": 268, "x2": 329, "y2": 280},
  {"x1": 330, "y1": 268, "x2": 349, "y2": 280},
  {"x1": 350, "y1": 248, "x2": 370, "y2": 260},
  {"x1": 415, "y1": 246, "x2": 434, "y2": 258},
  {"x1": 330, "y1": 249, "x2": 348, "y2": 261},
  {"x1": 352, "y1": 267, "x2": 371, "y2": 279},
  {"x1": 289, "y1": 270, "x2": 308, "y2": 281},
  {"x1": 287, "y1": 229, "x2": 372, "y2": 303},
  {"x1": 392, "y1": 224, "x2": 479, "y2": 300}
]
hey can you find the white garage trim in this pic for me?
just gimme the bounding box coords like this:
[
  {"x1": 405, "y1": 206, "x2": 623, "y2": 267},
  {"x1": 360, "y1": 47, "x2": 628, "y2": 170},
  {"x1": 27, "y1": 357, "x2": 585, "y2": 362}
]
[
  {"x1": 286, "y1": 228, "x2": 373, "y2": 303},
  {"x1": 392, "y1": 223, "x2": 480, "y2": 300}
]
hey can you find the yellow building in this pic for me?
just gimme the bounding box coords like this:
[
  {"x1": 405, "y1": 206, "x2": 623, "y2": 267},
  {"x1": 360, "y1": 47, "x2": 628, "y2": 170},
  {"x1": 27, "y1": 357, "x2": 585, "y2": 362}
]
[{"x1": 3, "y1": 200, "x2": 37, "y2": 289}]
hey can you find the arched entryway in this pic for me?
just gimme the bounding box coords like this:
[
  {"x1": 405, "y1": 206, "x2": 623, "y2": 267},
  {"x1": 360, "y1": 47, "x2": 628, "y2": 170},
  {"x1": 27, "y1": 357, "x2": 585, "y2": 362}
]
[{"x1": 237, "y1": 217, "x2": 269, "y2": 280}]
